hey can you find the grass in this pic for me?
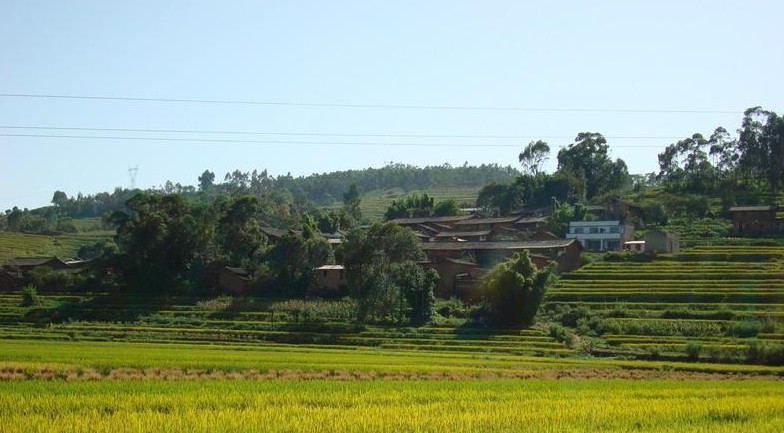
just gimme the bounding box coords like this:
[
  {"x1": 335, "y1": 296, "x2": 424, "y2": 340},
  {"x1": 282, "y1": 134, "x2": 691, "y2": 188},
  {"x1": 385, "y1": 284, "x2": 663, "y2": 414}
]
[
  {"x1": 0, "y1": 230, "x2": 114, "y2": 263},
  {"x1": 357, "y1": 186, "x2": 481, "y2": 220}
]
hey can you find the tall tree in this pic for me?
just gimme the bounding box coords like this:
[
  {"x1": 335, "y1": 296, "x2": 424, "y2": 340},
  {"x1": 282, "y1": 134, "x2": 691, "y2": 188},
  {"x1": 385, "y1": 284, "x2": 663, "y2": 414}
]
[
  {"x1": 342, "y1": 183, "x2": 362, "y2": 222},
  {"x1": 340, "y1": 222, "x2": 435, "y2": 323},
  {"x1": 738, "y1": 107, "x2": 784, "y2": 194},
  {"x1": 556, "y1": 133, "x2": 630, "y2": 200},
  {"x1": 518, "y1": 140, "x2": 550, "y2": 176},
  {"x1": 198, "y1": 170, "x2": 215, "y2": 192},
  {"x1": 111, "y1": 193, "x2": 208, "y2": 292}
]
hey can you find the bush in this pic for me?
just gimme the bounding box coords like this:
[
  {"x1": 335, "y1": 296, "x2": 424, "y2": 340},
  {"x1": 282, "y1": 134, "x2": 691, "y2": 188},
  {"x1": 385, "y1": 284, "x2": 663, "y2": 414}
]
[
  {"x1": 685, "y1": 341, "x2": 702, "y2": 361},
  {"x1": 435, "y1": 297, "x2": 471, "y2": 319},
  {"x1": 548, "y1": 323, "x2": 572, "y2": 345},
  {"x1": 480, "y1": 251, "x2": 556, "y2": 326},
  {"x1": 746, "y1": 340, "x2": 784, "y2": 365},
  {"x1": 21, "y1": 284, "x2": 41, "y2": 307}
]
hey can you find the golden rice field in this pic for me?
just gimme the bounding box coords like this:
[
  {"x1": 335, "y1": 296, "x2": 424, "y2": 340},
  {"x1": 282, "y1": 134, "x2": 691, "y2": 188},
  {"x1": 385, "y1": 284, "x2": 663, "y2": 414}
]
[
  {"x1": 1, "y1": 339, "x2": 784, "y2": 432},
  {"x1": 2, "y1": 379, "x2": 783, "y2": 433}
]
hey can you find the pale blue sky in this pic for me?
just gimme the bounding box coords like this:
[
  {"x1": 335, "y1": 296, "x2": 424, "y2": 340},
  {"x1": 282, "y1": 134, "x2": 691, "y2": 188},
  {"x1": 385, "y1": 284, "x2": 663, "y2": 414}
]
[{"x1": 1, "y1": 1, "x2": 782, "y2": 211}]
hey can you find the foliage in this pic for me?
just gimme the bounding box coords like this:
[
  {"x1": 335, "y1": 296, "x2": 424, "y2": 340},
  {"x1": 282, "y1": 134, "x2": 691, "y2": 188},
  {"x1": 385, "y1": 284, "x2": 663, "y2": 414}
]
[
  {"x1": 480, "y1": 251, "x2": 556, "y2": 326},
  {"x1": 657, "y1": 107, "x2": 784, "y2": 196},
  {"x1": 342, "y1": 183, "x2": 362, "y2": 222},
  {"x1": 111, "y1": 193, "x2": 209, "y2": 292},
  {"x1": 556, "y1": 132, "x2": 631, "y2": 201},
  {"x1": 518, "y1": 140, "x2": 550, "y2": 176},
  {"x1": 384, "y1": 193, "x2": 434, "y2": 220},
  {"x1": 20, "y1": 284, "x2": 41, "y2": 307},
  {"x1": 259, "y1": 232, "x2": 333, "y2": 296},
  {"x1": 340, "y1": 222, "x2": 434, "y2": 324},
  {"x1": 546, "y1": 198, "x2": 587, "y2": 237}
]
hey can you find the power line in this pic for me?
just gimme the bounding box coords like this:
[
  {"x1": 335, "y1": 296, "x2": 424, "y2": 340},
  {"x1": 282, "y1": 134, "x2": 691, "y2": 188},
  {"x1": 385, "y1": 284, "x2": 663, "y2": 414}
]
[
  {"x1": 0, "y1": 125, "x2": 686, "y2": 141},
  {"x1": 0, "y1": 133, "x2": 668, "y2": 148},
  {"x1": 0, "y1": 92, "x2": 742, "y2": 114}
]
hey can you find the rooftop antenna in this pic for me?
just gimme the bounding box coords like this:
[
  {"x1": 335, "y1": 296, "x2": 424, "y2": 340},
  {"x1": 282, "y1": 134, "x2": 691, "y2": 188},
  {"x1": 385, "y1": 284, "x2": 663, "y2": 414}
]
[{"x1": 128, "y1": 166, "x2": 139, "y2": 189}]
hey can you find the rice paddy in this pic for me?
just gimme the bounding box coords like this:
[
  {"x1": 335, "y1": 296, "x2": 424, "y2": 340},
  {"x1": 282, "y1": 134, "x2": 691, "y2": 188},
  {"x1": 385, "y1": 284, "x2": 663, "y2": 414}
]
[{"x1": 2, "y1": 245, "x2": 784, "y2": 431}]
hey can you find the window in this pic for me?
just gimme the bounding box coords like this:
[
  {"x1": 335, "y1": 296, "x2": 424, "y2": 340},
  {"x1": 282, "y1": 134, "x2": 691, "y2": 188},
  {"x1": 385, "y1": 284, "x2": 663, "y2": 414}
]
[{"x1": 609, "y1": 226, "x2": 619, "y2": 233}]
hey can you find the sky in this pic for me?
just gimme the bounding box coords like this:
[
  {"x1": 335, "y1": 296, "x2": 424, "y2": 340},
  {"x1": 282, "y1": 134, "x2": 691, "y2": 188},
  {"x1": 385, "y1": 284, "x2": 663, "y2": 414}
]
[{"x1": 1, "y1": 0, "x2": 782, "y2": 211}]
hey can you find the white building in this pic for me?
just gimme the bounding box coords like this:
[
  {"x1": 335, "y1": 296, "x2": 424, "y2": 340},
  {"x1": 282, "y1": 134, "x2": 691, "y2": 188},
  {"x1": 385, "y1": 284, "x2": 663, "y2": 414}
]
[{"x1": 566, "y1": 220, "x2": 633, "y2": 251}]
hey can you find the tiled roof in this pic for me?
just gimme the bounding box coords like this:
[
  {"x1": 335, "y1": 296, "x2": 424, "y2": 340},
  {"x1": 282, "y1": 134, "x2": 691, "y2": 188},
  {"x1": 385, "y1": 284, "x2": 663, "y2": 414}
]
[
  {"x1": 389, "y1": 215, "x2": 474, "y2": 225},
  {"x1": 729, "y1": 206, "x2": 774, "y2": 212},
  {"x1": 454, "y1": 216, "x2": 520, "y2": 225},
  {"x1": 433, "y1": 230, "x2": 492, "y2": 238},
  {"x1": 3, "y1": 257, "x2": 63, "y2": 267},
  {"x1": 421, "y1": 239, "x2": 577, "y2": 251}
]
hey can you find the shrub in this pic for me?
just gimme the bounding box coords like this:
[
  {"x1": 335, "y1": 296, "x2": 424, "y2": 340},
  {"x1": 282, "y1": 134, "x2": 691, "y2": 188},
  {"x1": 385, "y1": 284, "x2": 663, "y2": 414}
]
[
  {"x1": 746, "y1": 340, "x2": 784, "y2": 365},
  {"x1": 480, "y1": 251, "x2": 556, "y2": 326},
  {"x1": 21, "y1": 284, "x2": 41, "y2": 307},
  {"x1": 685, "y1": 341, "x2": 702, "y2": 361},
  {"x1": 548, "y1": 323, "x2": 571, "y2": 345}
]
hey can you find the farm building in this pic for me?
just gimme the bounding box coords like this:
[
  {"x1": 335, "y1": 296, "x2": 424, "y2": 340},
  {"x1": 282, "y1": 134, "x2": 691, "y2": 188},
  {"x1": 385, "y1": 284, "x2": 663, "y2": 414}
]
[
  {"x1": 645, "y1": 229, "x2": 680, "y2": 253},
  {"x1": 421, "y1": 239, "x2": 581, "y2": 272},
  {"x1": 313, "y1": 265, "x2": 347, "y2": 294},
  {"x1": 218, "y1": 267, "x2": 251, "y2": 295},
  {"x1": 729, "y1": 205, "x2": 784, "y2": 234},
  {"x1": 422, "y1": 257, "x2": 484, "y2": 299},
  {"x1": 0, "y1": 271, "x2": 19, "y2": 291},
  {"x1": 2, "y1": 257, "x2": 72, "y2": 275}
]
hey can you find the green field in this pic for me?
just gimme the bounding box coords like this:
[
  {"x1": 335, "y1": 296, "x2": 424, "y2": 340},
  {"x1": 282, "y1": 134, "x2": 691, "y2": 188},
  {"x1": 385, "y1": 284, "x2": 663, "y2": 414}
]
[
  {"x1": 546, "y1": 246, "x2": 784, "y2": 362},
  {"x1": 357, "y1": 187, "x2": 481, "y2": 220},
  {"x1": 0, "y1": 230, "x2": 114, "y2": 263}
]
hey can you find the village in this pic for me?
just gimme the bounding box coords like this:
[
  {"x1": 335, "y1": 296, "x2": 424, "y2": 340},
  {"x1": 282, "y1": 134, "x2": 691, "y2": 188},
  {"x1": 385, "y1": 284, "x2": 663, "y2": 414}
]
[{"x1": 3, "y1": 201, "x2": 782, "y2": 302}]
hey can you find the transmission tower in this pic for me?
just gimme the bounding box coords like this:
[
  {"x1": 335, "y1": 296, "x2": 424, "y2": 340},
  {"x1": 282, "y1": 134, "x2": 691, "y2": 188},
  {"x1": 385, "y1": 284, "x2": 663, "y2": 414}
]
[{"x1": 128, "y1": 166, "x2": 139, "y2": 189}]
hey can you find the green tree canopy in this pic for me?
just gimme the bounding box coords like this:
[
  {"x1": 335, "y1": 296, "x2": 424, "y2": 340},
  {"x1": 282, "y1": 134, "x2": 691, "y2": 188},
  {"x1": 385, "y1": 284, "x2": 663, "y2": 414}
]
[
  {"x1": 557, "y1": 133, "x2": 631, "y2": 201},
  {"x1": 481, "y1": 251, "x2": 556, "y2": 326},
  {"x1": 340, "y1": 222, "x2": 435, "y2": 323}
]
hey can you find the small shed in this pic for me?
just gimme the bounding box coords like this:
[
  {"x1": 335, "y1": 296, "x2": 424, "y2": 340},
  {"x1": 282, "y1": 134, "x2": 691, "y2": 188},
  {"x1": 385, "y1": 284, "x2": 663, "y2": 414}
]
[
  {"x1": 624, "y1": 240, "x2": 646, "y2": 253},
  {"x1": 729, "y1": 205, "x2": 783, "y2": 234},
  {"x1": 645, "y1": 230, "x2": 680, "y2": 253},
  {"x1": 313, "y1": 265, "x2": 346, "y2": 293},
  {"x1": 218, "y1": 267, "x2": 251, "y2": 295}
]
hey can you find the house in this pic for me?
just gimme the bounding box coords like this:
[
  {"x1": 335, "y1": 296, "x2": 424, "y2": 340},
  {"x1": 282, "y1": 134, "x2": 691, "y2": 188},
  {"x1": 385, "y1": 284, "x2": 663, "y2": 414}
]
[
  {"x1": 433, "y1": 230, "x2": 492, "y2": 242},
  {"x1": 218, "y1": 266, "x2": 251, "y2": 295},
  {"x1": 422, "y1": 258, "x2": 484, "y2": 299},
  {"x1": 514, "y1": 217, "x2": 549, "y2": 234},
  {"x1": 451, "y1": 216, "x2": 521, "y2": 234},
  {"x1": 313, "y1": 265, "x2": 347, "y2": 294},
  {"x1": 645, "y1": 229, "x2": 680, "y2": 253},
  {"x1": 729, "y1": 206, "x2": 784, "y2": 234},
  {"x1": 3, "y1": 257, "x2": 72, "y2": 275},
  {"x1": 0, "y1": 270, "x2": 19, "y2": 291},
  {"x1": 566, "y1": 220, "x2": 633, "y2": 251},
  {"x1": 421, "y1": 239, "x2": 582, "y2": 273},
  {"x1": 389, "y1": 215, "x2": 474, "y2": 231},
  {"x1": 260, "y1": 227, "x2": 301, "y2": 242}
]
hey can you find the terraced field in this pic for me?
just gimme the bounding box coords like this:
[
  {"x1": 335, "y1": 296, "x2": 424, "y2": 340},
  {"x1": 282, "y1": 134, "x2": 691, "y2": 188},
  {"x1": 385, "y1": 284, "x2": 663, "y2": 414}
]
[
  {"x1": 0, "y1": 231, "x2": 114, "y2": 263},
  {"x1": 0, "y1": 292, "x2": 567, "y2": 358},
  {"x1": 358, "y1": 187, "x2": 480, "y2": 219},
  {"x1": 545, "y1": 246, "x2": 784, "y2": 362}
]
